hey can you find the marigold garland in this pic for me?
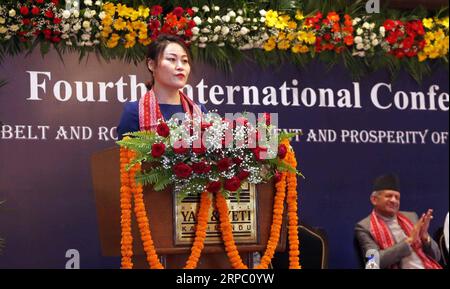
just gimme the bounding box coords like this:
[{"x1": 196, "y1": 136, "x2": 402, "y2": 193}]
[{"x1": 119, "y1": 146, "x2": 211, "y2": 269}]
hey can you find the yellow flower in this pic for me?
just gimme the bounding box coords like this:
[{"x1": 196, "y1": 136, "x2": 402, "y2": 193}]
[
  {"x1": 265, "y1": 10, "x2": 279, "y2": 28},
  {"x1": 287, "y1": 32, "x2": 296, "y2": 41},
  {"x1": 102, "y1": 15, "x2": 113, "y2": 26},
  {"x1": 299, "y1": 45, "x2": 309, "y2": 53},
  {"x1": 298, "y1": 31, "x2": 316, "y2": 45},
  {"x1": 417, "y1": 51, "x2": 427, "y2": 62},
  {"x1": 117, "y1": 4, "x2": 131, "y2": 18},
  {"x1": 295, "y1": 10, "x2": 304, "y2": 21},
  {"x1": 263, "y1": 36, "x2": 276, "y2": 51},
  {"x1": 278, "y1": 31, "x2": 286, "y2": 40},
  {"x1": 422, "y1": 18, "x2": 434, "y2": 29},
  {"x1": 292, "y1": 44, "x2": 309, "y2": 54},
  {"x1": 138, "y1": 31, "x2": 148, "y2": 40},
  {"x1": 275, "y1": 15, "x2": 290, "y2": 30},
  {"x1": 113, "y1": 18, "x2": 127, "y2": 30},
  {"x1": 437, "y1": 17, "x2": 449, "y2": 29},
  {"x1": 130, "y1": 11, "x2": 140, "y2": 21},
  {"x1": 277, "y1": 39, "x2": 290, "y2": 50},
  {"x1": 106, "y1": 33, "x2": 120, "y2": 48},
  {"x1": 132, "y1": 20, "x2": 147, "y2": 32},
  {"x1": 139, "y1": 38, "x2": 152, "y2": 46},
  {"x1": 138, "y1": 6, "x2": 150, "y2": 18},
  {"x1": 288, "y1": 21, "x2": 297, "y2": 30},
  {"x1": 103, "y1": 2, "x2": 116, "y2": 16}
]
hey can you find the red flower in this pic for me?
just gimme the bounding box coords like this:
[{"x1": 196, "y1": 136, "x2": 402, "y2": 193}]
[
  {"x1": 232, "y1": 158, "x2": 242, "y2": 165},
  {"x1": 173, "y1": 139, "x2": 189, "y2": 154},
  {"x1": 206, "y1": 181, "x2": 222, "y2": 193},
  {"x1": 188, "y1": 20, "x2": 196, "y2": 29},
  {"x1": 149, "y1": 19, "x2": 161, "y2": 31},
  {"x1": 185, "y1": 29, "x2": 193, "y2": 38},
  {"x1": 20, "y1": 6, "x2": 29, "y2": 16},
  {"x1": 51, "y1": 0, "x2": 60, "y2": 5},
  {"x1": 324, "y1": 33, "x2": 332, "y2": 41},
  {"x1": 43, "y1": 29, "x2": 52, "y2": 37},
  {"x1": 173, "y1": 162, "x2": 192, "y2": 179},
  {"x1": 45, "y1": 10, "x2": 54, "y2": 19},
  {"x1": 278, "y1": 144, "x2": 287, "y2": 159},
  {"x1": 192, "y1": 161, "x2": 211, "y2": 174},
  {"x1": 22, "y1": 18, "x2": 31, "y2": 25},
  {"x1": 31, "y1": 7, "x2": 40, "y2": 15},
  {"x1": 186, "y1": 8, "x2": 194, "y2": 17},
  {"x1": 383, "y1": 19, "x2": 397, "y2": 31},
  {"x1": 156, "y1": 122, "x2": 170, "y2": 137},
  {"x1": 51, "y1": 36, "x2": 61, "y2": 43},
  {"x1": 53, "y1": 17, "x2": 62, "y2": 25},
  {"x1": 253, "y1": 146, "x2": 267, "y2": 161},
  {"x1": 151, "y1": 5, "x2": 163, "y2": 16},
  {"x1": 192, "y1": 145, "x2": 206, "y2": 155},
  {"x1": 237, "y1": 171, "x2": 250, "y2": 181},
  {"x1": 224, "y1": 177, "x2": 241, "y2": 192},
  {"x1": 401, "y1": 37, "x2": 414, "y2": 50},
  {"x1": 151, "y1": 143, "x2": 166, "y2": 158},
  {"x1": 36, "y1": 0, "x2": 45, "y2": 3},
  {"x1": 173, "y1": 6, "x2": 184, "y2": 18},
  {"x1": 274, "y1": 171, "x2": 282, "y2": 183},
  {"x1": 217, "y1": 158, "x2": 232, "y2": 172}
]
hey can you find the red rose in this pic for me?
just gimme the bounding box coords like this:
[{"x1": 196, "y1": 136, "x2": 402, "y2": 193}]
[
  {"x1": 53, "y1": 17, "x2": 61, "y2": 25},
  {"x1": 151, "y1": 5, "x2": 163, "y2": 16},
  {"x1": 156, "y1": 122, "x2": 170, "y2": 137},
  {"x1": 186, "y1": 8, "x2": 194, "y2": 17},
  {"x1": 192, "y1": 145, "x2": 206, "y2": 155},
  {"x1": 232, "y1": 158, "x2": 242, "y2": 165},
  {"x1": 324, "y1": 33, "x2": 332, "y2": 41},
  {"x1": 224, "y1": 177, "x2": 241, "y2": 192},
  {"x1": 31, "y1": 7, "x2": 40, "y2": 15},
  {"x1": 206, "y1": 181, "x2": 222, "y2": 193},
  {"x1": 192, "y1": 161, "x2": 211, "y2": 174},
  {"x1": 149, "y1": 19, "x2": 161, "y2": 30},
  {"x1": 20, "y1": 6, "x2": 29, "y2": 15},
  {"x1": 274, "y1": 171, "x2": 282, "y2": 183},
  {"x1": 173, "y1": 6, "x2": 184, "y2": 18},
  {"x1": 237, "y1": 171, "x2": 250, "y2": 181},
  {"x1": 51, "y1": 36, "x2": 61, "y2": 43},
  {"x1": 217, "y1": 158, "x2": 232, "y2": 172},
  {"x1": 383, "y1": 19, "x2": 396, "y2": 31},
  {"x1": 188, "y1": 20, "x2": 196, "y2": 29},
  {"x1": 22, "y1": 18, "x2": 31, "y2": 25},
  {"x1": 51, "y1": 0, "x2": 60, "y2": 5},
  {"x1": 151, "y1": 143, "x2": 166, "y2": 158},
  {"x1": 173, "y1": 162, "x2": 192, "y2": 179},
  {"x1": 253, "y1": 146, "x2": 267, "y2": 161},
  {"x1": 173, "y1": 139, "x2": 189, "y2": 154},
  {"x1": 278, "y1": 144, "x2": 287, "y2": 159},
  {"x1": 36, "y1": 0, "x2": 45, "y2": 3},
  {"x1": 45, "y1": 10, "x2": 54, "y2": 19},
  {"x1": 185, "y1": 29, "x2": 193, "y2": 37}
]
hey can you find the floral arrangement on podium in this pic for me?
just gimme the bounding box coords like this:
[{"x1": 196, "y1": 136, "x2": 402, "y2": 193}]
[{"x1": 117, "y1": 112, "x2": 302, "y2": 269}]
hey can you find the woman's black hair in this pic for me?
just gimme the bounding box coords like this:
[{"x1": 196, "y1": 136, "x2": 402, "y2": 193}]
[{"x1": 145, "y1": 34, "x2": 192, "y2": 89}]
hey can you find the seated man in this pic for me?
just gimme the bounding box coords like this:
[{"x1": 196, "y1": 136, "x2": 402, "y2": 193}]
[{"x1": 355, "y1": 173, "x2": 442, "y2": 269}]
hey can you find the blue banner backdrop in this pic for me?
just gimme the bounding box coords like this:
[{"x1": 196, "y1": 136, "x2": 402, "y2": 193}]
[{"x1": 0, "y1": 50, "x2": 448, "y2": 268}]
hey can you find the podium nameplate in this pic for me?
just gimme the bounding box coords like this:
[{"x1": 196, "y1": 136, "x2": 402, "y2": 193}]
[{"x1": 174, "y1": 183, "x2": 258, "y2": 245}]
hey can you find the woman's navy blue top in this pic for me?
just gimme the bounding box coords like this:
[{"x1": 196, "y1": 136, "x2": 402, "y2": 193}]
[{"x1": 117, "y1": 102, "x2": 207, "y2": 140}]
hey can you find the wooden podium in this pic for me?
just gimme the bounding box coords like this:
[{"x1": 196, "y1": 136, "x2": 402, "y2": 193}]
[{"x1": 91, "y1": 147, "x2": 287, "y2": 268}]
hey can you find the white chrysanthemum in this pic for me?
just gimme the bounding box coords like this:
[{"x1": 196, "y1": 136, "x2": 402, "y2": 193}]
[
  {"x1": 352, "y1": 17, "x2": 361, "y2": 25},
  {"x1": 81, "y1": 33, "x2": 91, "y2": 40},
  {"x1": 73, "y1": 10, "x2": 80, "y2": 18},
  {"x1": 235, "y1": 16, "x2": 244, "y2": 24},
  {"x1": 370, "y1": 23, "x2": 375, "y2": 29},
  {"x1": 214, "y1": 15, "x2": 221, "y2": 21},
  {"x1": 63, "y1": 23, "x2": 71, "y2": 32},
  {"x1": 240, "y1": 27, "x2": 250, "y2": 35},
  {"x1": 221, "y1": 26, "x2": 230, "y2": 35},
  {"x1": 354, "y1": 36, "x2": 363, "y2": 44},
  {"x1": 238, "y1": 9, "x2": 243, "y2": 15},
  {"x1": 207, "y1": 17, "x2": 213, "y2": 24},
  {"x1": 214, "y1": 26, "x2": 221, "y2": 33},
  {"x1": 213, "y1": 6, "x2": 220, "y2": 11},
  {"x1": 356, "y1": 43, "x2": 364, "y2": 50},
  {"x1": 379, "y1": 26, "x2": 385, "y2": 34},
  {"x1": 10, "y1": 25, "x2": 19, "y2": 32},
  {"x1": 193, "y1": 16, "x2": 202, "y2": 26},
  {"x1": 192, "y1": 7, "x2": 199, "y2": 13},
  {"x1": 73, "y1": 1, "x2": 79, "y2": 7},
  {"x1": 0, "y1": 26, "x2": 7, "y2": 34},
  {"x1": 362, "y1": 22, "x2": 370, "y2": 29},
  {"x1": 228, "y1": 11, "x2": 236, "y2": 18},
  {"x1": 211, "y1": 34, "x2": 219, "y2": 42},
  {"x1": 218, "y1": 42, "x2": 225, "y2": 47},
  {"x1": 192, "y1": 27, "x2": 200, "y2": 35},
  {"x1": 222, "y1": 15, "x2": 230, "y2": 23},
  {"x1": 8, "y1": 9, "x2": 16, "y2": 17},
  {"x1": 62, "y1": 10, "x2": 71, "y2": 19},
  {"x1": 259, "y1": 10, "x2": 267, "y2": 17},
  {"x1": 95, "y1": 1, "x2": 102, "y2": 6},
  {"x1": 201, "y1": 27, "x2": 210, "y2": 33},
  {"x1": 371, "y1": 39, "x2": 379, "y2": 46},
  {"x1": 364, "y1": 44, "x2": 371, "y2": 51},
  {"x1": 260, "y1": 17, "x2": 266, "y2": 23},
  {"x1": 199, "y1": 36, "x2": 208, "y2": 43},
  {"x1": 98, "y1": 11, "x2": 106, "y2": 20},
  {"x1": 0, "y1": 17, "x2": 5, "y2": 25},
  {"x1": 84, "y1": 0, "x2": 93, "y2": 6},
  {"x1": 357, "y1": 28, "x2": 363, "y2": 35},
  {"x1": 202, "y1": 5, "x2": 210, "y2": 12},
  {"x1": 73, "y1": 23, "x2": 81, "y2": 31},
  {"x1": 82, "y1": 20, "x2": 91, "y2": 29}
]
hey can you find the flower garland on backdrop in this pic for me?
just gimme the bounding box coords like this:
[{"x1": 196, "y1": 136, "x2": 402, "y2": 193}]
[
  {"x1": 117, "y1": 112, "x2": 302, "y2": 269},
  {"x1": 0, "y1": 0, "x2": 448, "y2": 81}
]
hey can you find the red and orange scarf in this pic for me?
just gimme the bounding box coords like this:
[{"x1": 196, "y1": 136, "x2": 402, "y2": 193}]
[
  {"x1": 370, "y1": 210, "x2": 442, "y2": 269},
  {"x1": 139, "y1": 89, "x2": 202, "y2": 132}
]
